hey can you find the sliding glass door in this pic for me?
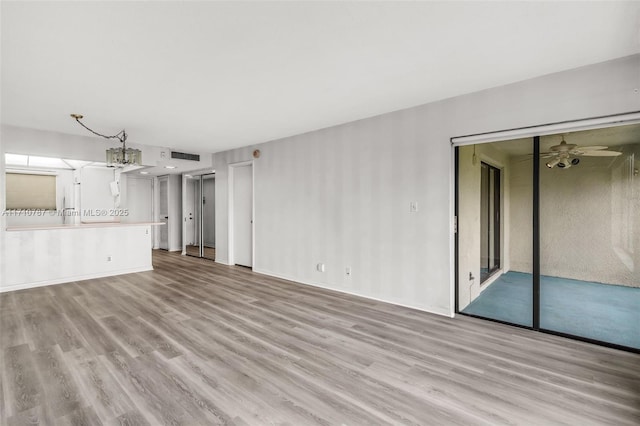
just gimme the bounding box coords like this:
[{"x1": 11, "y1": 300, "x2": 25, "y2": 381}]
[
  {"x1": 456, "y1": 122, "x2": 640, "y2": 351},
  {"x1": 539, "y1": 128, "x2": 639, "y2": 350}
]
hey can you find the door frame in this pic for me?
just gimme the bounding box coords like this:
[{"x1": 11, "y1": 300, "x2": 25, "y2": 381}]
[{"x1": 228, "y1": 160, "x2": 254, "y2": 267}]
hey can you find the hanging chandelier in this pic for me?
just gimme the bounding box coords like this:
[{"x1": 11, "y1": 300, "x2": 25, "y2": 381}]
[{"x1": 70, "y1": 114, "x2": 142, "y2": 168}]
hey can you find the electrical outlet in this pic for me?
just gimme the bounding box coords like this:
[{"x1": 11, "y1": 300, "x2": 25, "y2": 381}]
[
  {"x1": 107, "y1": 256, "x2": 112, "y2": 262},
  {"x1": 409, "y1": 201, "x2": 418, "y2": 212},
  {"x1": 345, "y1": 267, "x2": 352, "y2": 276}
]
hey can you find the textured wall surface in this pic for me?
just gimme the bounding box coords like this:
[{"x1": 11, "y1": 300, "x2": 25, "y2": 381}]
[
  {"x1": 212, "y1": 55, "x2": 640, "y2": 316},
  {"x1": 510, "y1": 145, "x2": 640, "y2": 287}
]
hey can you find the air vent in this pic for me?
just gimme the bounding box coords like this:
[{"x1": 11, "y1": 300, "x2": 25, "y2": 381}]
[{"x1": 171, "y1": 151, "x2": 200, "y2": 161}]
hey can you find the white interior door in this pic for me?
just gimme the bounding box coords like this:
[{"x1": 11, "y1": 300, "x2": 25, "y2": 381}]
[
  {"x1": 233, "y1": 165, "x2": 253, "y2": 267},
  {"x1": 159, "y1": 176, "x2": 169, "y2": 250}
]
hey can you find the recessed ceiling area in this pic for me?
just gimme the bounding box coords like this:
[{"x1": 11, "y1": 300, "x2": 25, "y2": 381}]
[{"x1": 2, "y1": 2, "x2": 639, "y2": 154}]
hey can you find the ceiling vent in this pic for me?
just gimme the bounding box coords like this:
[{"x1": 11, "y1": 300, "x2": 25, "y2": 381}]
[{"x1": 171, "y1": 151, "x2": 200, "y2": 161}]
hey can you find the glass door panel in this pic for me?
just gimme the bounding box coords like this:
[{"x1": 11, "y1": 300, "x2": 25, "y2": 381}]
[
  {"x1": 539, "y1": 126, "x2": 640, "y2": 350},
  {"x1": 458, "y1": 139, "x2": 533, "y2": 327}
]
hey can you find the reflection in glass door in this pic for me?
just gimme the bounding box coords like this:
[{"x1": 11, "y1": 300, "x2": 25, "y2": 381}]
[{"x1": 457, "y1": 139, "x2": 533, "y2": 327}]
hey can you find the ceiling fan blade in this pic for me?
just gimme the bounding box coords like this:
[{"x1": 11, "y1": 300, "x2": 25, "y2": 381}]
[
  {"x1": 540, "y1": 152, "x2": 557, "y2": 158},
  {"x1": 579, "y1": 151, "x2": 622, "y2": 157},
  {"x1": 577, "y1": 145, "x2": 608, "y2": 151}
]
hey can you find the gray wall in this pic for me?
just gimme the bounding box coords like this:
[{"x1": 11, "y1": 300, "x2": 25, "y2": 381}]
[{"x1": 212, "y1": 55, "x2": 640, "y2": 316}]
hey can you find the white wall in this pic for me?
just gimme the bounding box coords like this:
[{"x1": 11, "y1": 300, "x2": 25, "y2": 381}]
[
  {"x1": 213, "y1": 55, "x2": 640, "y2": 316},
  {"x1": 1, "y1": 225, "x2": 153, "y2": 291},
  {"x1": 79, "y1": 167, "x2": 117, "y2": 222},
  {"x1": 121, "y1": 174, "x2": 154, "y2": 223}
]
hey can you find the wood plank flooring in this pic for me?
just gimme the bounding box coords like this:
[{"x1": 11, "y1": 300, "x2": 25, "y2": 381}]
[
  {"x1": 185, "y1": 245, "x2": 216, "y2": 260},
  {"x1": 1, "y1": 250, "x2": 639, "y2": 425}
]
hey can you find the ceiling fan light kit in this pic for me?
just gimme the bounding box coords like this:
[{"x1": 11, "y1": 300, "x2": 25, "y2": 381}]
[
  {"x1": 70, "y1": 114, "x2": 142, "y2": 168},
  {"x1": 543, "y1": 135, "x2": 621, "y2": 169}
]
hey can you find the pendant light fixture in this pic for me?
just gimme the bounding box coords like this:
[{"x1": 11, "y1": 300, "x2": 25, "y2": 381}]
[{"x1": 70, "y1": 114, "x2": 142, "y2": 167}]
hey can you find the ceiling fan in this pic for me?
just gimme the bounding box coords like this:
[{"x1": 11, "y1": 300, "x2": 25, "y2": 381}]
[{"x1": 543, "y1": 136, "x2": 621, "y2": 169}]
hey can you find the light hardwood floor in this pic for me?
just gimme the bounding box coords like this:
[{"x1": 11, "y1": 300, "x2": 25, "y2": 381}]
[{"x1": 1, "y1": 250, "x2": 639, "y2": 425}]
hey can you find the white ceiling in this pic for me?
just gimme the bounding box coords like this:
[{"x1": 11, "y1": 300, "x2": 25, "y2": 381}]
[{"x1": 2, "y1": 2, "x2": 639, "y2": 154}]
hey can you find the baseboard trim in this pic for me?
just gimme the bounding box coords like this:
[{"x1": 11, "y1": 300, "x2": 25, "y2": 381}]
[
  {"x1": 0, "y1": 265, "x2": 154, "y2": 293},
  {"x1": 253, "y1": 268, "x2": 452, "y2": 318}
]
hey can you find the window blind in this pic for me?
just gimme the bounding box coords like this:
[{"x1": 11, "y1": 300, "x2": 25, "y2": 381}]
[{"x1": 5, "y1": 172, "x2": 57, "y2": 210}]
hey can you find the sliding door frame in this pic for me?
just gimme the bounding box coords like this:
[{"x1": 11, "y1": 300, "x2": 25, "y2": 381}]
[
  {"x1": 532, "y1": 136, "x2": 540, "y2": 330},
  {"x1": 452, "y1": 111, "x2": 640, "y2": 353}
]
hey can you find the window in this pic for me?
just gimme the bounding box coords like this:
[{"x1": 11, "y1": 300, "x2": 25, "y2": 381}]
[{"x1": 5, "y1": 172, "x2": 57, "y2": 210}]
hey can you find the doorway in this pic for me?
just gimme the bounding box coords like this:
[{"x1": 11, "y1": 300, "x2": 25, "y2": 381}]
[{"x1": 230, "y1": 162, "x2": 253, "y2": 268}]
